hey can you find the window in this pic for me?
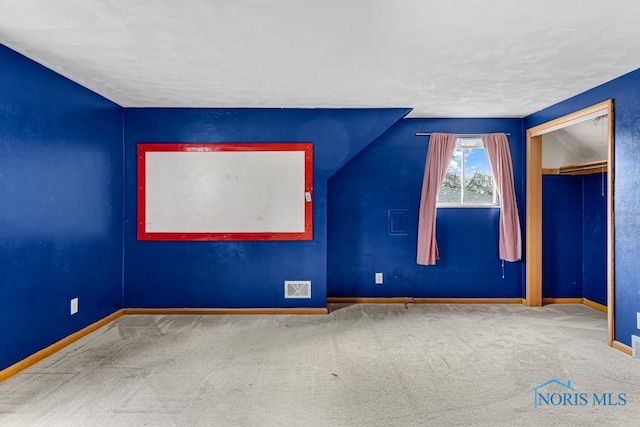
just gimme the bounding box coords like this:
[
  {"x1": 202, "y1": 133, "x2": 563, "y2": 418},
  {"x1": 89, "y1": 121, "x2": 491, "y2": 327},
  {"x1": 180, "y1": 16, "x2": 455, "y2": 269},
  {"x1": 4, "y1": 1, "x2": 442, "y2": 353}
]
[{"x1": 437, "y1": 138, "x2": 499, "y2": 207}]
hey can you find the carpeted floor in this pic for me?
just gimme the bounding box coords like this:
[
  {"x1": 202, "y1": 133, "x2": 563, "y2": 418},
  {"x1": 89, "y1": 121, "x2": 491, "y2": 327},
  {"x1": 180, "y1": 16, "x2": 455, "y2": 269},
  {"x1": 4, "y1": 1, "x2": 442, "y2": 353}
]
[{"x1": 1, "y1": 304, "x2": 638, "y2": 426}]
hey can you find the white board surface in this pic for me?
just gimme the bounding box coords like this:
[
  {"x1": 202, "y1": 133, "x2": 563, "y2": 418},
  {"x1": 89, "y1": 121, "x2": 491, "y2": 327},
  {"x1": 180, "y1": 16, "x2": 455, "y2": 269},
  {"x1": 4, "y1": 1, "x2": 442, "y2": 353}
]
[{"x1": 144, "y1": 150, "x2": 307, "y2": 234}]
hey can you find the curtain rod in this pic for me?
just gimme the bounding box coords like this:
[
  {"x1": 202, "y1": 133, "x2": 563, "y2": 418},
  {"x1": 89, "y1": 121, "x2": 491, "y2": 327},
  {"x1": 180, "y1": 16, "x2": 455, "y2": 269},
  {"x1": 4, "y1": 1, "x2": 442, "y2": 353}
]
[{"x1": 415, "y1": 133, "x2": 510, "y2": 137}]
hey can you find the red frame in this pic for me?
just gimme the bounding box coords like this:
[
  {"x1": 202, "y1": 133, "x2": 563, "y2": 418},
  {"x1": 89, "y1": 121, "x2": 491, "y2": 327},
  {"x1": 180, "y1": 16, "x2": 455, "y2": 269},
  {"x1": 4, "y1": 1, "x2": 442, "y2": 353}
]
[{"x1": 137, "y1": 143, "x2": 313, "y2": 241}]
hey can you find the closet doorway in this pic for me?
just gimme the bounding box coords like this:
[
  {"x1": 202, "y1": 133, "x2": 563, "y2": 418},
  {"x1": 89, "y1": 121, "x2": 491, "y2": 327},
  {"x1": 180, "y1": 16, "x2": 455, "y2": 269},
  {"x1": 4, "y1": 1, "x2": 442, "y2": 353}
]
[{"x1": 525, "y1": 100, "x2": 614, "y2": 345}]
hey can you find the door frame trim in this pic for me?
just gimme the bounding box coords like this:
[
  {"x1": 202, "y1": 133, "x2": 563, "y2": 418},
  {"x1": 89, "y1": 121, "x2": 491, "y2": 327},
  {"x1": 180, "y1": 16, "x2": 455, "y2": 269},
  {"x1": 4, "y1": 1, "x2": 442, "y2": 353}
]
[{"x1": 524, "y1": 99, "x2": 614, "y2": 346}]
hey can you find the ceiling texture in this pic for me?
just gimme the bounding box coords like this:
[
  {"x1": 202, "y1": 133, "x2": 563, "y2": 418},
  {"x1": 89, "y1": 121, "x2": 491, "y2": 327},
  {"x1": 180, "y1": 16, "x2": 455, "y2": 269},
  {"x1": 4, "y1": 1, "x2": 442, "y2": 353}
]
[
  {"x1": 542, "y1": 115, "x2": 608, "y2": 168},
  {"x1": 1, "y1": 0, "x2": 639, "y2": 117}
]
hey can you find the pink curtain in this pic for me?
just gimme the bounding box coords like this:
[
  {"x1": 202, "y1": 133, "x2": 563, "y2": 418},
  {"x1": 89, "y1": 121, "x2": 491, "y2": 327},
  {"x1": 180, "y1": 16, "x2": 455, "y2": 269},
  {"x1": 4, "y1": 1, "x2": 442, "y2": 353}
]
[
  {"x1": 417, "y1": 133, "x2": 458, "y2": 265},
  {"x1": 481, "y1": 133, "x2": 521, "y2": 262}
]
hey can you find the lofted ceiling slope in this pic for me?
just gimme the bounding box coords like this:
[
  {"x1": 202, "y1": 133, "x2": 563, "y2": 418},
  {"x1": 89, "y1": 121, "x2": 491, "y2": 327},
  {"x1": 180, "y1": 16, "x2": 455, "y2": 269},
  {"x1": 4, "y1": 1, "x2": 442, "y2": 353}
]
[
  {"x1": 542, "y1": 115, "x2": 609, "y2": 168},
  {"x1": 1, "y1": 0, "x2": 639, "y2": 117}
]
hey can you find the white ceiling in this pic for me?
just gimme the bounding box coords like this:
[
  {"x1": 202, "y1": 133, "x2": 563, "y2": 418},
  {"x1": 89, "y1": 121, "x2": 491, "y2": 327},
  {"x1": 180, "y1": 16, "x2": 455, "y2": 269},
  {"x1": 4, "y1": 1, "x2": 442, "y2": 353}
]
[
  {"x1": 542, "y1": 114, "x2": 608, "y2": 168},
  {"x1": 1, "y1": 0, "x2": 639, "y2": 117}
]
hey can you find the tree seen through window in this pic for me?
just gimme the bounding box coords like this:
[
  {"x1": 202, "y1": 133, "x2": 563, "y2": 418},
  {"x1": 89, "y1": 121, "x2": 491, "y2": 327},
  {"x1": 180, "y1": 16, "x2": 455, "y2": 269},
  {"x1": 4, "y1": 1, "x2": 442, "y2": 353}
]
[{"x1": 437, "y1": 139, "x2": 498, "y2": 206}]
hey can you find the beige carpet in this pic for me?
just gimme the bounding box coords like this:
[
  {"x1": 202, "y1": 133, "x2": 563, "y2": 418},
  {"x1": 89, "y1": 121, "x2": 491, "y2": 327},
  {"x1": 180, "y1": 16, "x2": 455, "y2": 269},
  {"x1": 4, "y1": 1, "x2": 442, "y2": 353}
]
[{"x1": 1, "y1": 304, "x2": 638, "y2": 426}]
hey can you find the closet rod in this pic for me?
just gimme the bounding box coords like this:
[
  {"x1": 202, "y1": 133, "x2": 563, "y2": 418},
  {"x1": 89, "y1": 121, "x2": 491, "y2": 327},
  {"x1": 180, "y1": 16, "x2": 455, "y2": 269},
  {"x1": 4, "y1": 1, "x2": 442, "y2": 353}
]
[
  {"x1": 415, "y1": 133, "x2": 511, "y2": 137},
  {"x1": 558, "y1": 160, "x2": 607, "y2": 175},
  {"x1": 543, "y1": 160, "x2": 607, "y2": 176}
]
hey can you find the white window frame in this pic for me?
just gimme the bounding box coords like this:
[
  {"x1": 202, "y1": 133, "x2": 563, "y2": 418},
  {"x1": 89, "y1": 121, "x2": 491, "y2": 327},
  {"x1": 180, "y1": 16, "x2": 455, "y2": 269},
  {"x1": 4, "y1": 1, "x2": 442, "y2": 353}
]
[{"x1": 437, "y1": 138, "x2": 500, "y2": 208}]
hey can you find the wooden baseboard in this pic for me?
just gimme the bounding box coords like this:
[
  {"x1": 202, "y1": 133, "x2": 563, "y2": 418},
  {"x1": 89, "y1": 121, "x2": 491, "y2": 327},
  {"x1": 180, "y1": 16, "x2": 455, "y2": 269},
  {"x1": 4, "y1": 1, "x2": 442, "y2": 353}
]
[
  {"x1": 0, "y1": 309, "x2": 124, "y2": 383},
  {"x1": 542, "y1": 297, "x2": 608, "y2": 313},
  {"x1": 123, "y1": 307, "x2": 329, "y2": 315},
  {"x1": 542, "y1": 297, "x2": 583, "y2": 304},
  {"x1": 1, "y1": 301, "x2": 629, "y2": 385},
  {"x1": 582, "y1": 298, "x2": 608, "y2": 313},
  {"x1": 328, "y1": 297, "x2": 412, "y2": 304},
  {"x1": 0, "y1": 306, "x2": 326, "y2": 383},
  {"x1": 327, "y1": 297, "x2": 523, "y2": 304},
  {"x1": 612, "y1": 340, "x2": 633, "y2": 356}
]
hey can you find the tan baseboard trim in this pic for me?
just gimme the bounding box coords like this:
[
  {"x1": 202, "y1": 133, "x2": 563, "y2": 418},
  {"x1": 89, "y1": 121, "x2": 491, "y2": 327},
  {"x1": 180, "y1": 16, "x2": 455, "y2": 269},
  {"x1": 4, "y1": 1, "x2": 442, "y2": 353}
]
[
  {"x1": 2, "y1": 301, "x2": 627, "y2": 385},
  {"x1": 542, "y1": 297, "x2": 608, "y2": 313},
  {"x1": 328, "y1": 297, "x2": 413, "y2": 304},
  {"x1": 612, "y1": 340, "x2": 633, "y2": 356},
  {"x1": 0, "y1": 309, "x2": 124, "y2": 383},
  {"x1": 582, "y1": 298, "x2": 608, "y2": 313},
  {"x1": 327, "y1": 297, "x2": 523, "y2": 304},
  {"x1": 542, "y1": 298, "x2": 583, "y2": 304},
  {"x1": 123, "y1": 307, "x2": 328, "y2": 315},
  {"x1": 0, "y1": 306, "x2": 326, "y2": 383}
]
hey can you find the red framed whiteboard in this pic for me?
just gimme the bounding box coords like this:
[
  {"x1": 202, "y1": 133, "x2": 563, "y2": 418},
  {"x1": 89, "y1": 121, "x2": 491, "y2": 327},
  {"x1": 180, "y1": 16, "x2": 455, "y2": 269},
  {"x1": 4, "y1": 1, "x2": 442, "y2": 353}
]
[{"x1": 137, "y1": 143, "x2": 313, "y2": 241}]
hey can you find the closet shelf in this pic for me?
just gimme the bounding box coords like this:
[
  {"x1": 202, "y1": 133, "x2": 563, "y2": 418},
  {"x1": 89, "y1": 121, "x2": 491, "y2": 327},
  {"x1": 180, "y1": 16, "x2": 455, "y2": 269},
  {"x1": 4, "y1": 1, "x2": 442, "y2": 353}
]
[{"x1": 542, "y1": 160, "x2": 607, "y2": 176}]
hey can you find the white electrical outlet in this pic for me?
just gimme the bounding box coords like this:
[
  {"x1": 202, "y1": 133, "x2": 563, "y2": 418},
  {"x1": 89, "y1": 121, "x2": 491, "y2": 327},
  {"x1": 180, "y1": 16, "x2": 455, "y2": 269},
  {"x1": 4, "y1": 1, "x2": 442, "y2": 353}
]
[
  {"x1": 637, "y1": 312, "x2": 640, "y2": 330},
  {"x1": 375, "y1": 273, "x2": 383, "y2": 285},
  {"x1": 70, "y1": 298, "x2": 78, "y2": 315},
  {"x1": 632, "y1": 335, "x2": 640, "y2": 359}
]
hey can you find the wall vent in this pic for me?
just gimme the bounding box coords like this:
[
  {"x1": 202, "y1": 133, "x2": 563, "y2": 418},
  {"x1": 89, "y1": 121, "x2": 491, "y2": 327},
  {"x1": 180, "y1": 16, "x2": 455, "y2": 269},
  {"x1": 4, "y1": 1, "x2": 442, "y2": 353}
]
[{"x1": 284, "y1": 281, "x2": 311, "y2": 299}]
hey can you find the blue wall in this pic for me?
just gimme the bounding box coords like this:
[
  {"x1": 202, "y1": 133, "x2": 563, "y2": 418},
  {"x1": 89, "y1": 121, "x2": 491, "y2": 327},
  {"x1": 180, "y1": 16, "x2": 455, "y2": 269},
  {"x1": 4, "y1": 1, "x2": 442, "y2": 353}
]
[
  {"x1": 0, "y1": 45, "x2": 123, "y2": 371},
  {"x1": 525, "y1": 68, "x2": 640, "y2": 346},
  {"x1": 327, "y1": 118, "x2": 525, "y2": 298},
  {"x1": 122, "y1": 108, "x2": 409, "y2": 309},
  {"x1": 583, "y1": 173, "x2": 607, "y2": 305},
  {"x1": 541, "y1": 174, "x2": 607, "y2": 303},
  {"x1": 542, "y1": 175, "x2": 584, "y2": 298},
  {"x1": 3, "y1": 38, "x2": 636, "y2": 369}
]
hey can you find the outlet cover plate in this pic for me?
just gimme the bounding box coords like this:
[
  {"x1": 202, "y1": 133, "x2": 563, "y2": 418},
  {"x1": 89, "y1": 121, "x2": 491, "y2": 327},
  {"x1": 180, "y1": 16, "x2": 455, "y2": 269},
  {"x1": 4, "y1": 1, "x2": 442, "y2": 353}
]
[
  {"x1": 637, "y1": 312, "x2": 640, "y2": 330},
  {"x1": 632, "y1": 335, "x2": 640, "y2": 359},
  {"x1": 70, "y1": 298, "x2": 78, "y2": 315},
  {"x1": 375, "y1": 273, "x2": 383, "y2": 285}
]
